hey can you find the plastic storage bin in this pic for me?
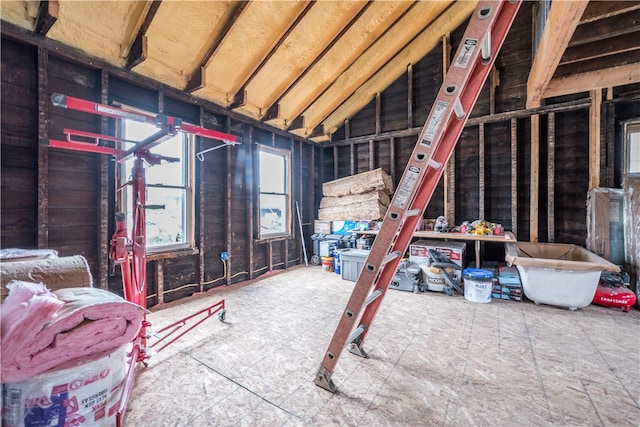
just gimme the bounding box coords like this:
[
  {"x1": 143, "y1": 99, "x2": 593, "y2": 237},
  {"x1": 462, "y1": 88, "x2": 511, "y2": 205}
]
[{"x1": 339, "y1": 248, "x2": 370, "y2": 282}]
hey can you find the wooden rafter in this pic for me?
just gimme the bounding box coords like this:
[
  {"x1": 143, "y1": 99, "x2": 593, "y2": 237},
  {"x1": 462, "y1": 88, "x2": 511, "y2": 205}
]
[
  {"x1": 34, "y1": 0, "x2": 58, "y2": 36},
  {"x1": 185, "y1": 1, "x2": 248, "y2": 93},
  {"x1": 261, "y1": 2, "x2": 372, "y2": 121},
  {"x1": 545, "y1": 62, "x2": 640, "y2": 98},
  {"x1": 526, "y1": 0, "x2": 589, "y2": 108},
  {"x1": 230, "y1": 2, "x2": 315, "y2": 111},
  {"x1": 125, "y1": 0, "x2": 162, "y2": 69}
]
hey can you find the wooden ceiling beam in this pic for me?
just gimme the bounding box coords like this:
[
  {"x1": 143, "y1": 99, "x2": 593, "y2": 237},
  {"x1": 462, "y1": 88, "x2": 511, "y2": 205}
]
[
  {"x1": 555, "y1": 49, "x2": 640, "y2": 80},
  {"x1": 34, "y1": 1, "x2": 58, "y2": 36},
  {"x1": 230, "y1": 2, "x2": 315, "y2": 109},
  {"x1": 125, "y1": 0, "x2": 162, "y2": 69},
  {"x1": 301, "y1": 0, "x2": 461, "y2": 137},
  {"x1": 560, "y1": 31, "x2": 640, "y2": 66},
  {"x1": 569, "y1": 8, "x2": 640, "y2": 47},
  {"x1": 260, "y1": 2, "x2": 372, "y2": 122},
  {"x1": 526, "y1": 0, "x2": 589, "y2": 108},
  {"x1": 545, "y1": 62, "x2": 640, "y2": 99},
  {"x1": 185, "y1": 1, "x2": 248, "y2": 93},
  {"x1": 580, "y1": 1, "x2": 640, "y2": 24}
]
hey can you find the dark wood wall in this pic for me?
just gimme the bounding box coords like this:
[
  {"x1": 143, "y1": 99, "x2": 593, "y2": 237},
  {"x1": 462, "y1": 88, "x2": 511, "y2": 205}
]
[
  {"x1": 1, "y1": 32, "x2": 320, "y2": 307},
  {"x1": 324, "y1": 2, "x2": 639, "y2": 248}
]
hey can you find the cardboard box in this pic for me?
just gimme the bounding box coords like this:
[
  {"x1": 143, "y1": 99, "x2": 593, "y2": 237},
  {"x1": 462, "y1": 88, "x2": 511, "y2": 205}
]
[
  {"x1": 314, "y1": 220, "x2": 332, "y2": 234},
  {"x1": 409, "y1": 239, "x2": 466, "y2": 281}
]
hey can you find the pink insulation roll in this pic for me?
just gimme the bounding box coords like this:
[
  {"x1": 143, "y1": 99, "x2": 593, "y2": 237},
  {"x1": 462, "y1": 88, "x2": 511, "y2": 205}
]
[{"x1": 1, "y1": 281, "x2": 146, "y2": 384}]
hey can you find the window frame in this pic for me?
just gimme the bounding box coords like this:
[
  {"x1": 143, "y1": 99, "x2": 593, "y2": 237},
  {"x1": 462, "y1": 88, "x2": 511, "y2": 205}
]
[
  {"x1": 117, "y1": 117, "x2": 195, "y2": 254},
  {"x1": 624, "y1": 120, "x2": 640, "y2": 177},
  {"x1": 256, "y1": 144, "x2": 292, "y2": 241}
]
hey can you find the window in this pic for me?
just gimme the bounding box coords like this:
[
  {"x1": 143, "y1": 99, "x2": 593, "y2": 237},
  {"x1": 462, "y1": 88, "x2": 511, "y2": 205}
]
[
  {"x1": 258, "y1": 145, "x2": 290, "y2": 239},
  {"x1": 625, "y1": 121, "x2": 640, "y2": 175},
  {"x1": 120, "y1": 119, "x2": 194, "y2": 251}
]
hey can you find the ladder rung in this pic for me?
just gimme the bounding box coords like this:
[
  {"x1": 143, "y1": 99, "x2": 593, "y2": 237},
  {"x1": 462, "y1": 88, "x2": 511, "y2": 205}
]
[
  {"x1": 347, "y1": 324, "x2": 367, "y2": 345},
  {"x1": 453, "y1": 98, "x2": 466, "y2": 120},
  {"x1": 428, "y1": 159, "x2": 443, "y2": 170},
  {"x1": 364, "y1": 289, "x2": 384, "y2": 307},
  {"x1": 482, "y1": 34, "x2": 492, "y2": 63},
  {"x1": 381, "y1": 251, "x2": 402, "y2": 267},
  {"x1": 405, "y1": 208, "x2": 421, "y2": 217}
]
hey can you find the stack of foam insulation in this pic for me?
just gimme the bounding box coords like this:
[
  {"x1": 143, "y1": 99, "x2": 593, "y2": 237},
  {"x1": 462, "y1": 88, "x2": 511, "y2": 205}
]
[{"x1": 318, "y1": 168, "x2": 394, "y2": 221}]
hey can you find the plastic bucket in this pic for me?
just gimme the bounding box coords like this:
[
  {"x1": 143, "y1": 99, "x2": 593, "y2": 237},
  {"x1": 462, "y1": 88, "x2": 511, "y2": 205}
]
[
  {"x1": 321, "y1": 256, "x2": 334, "y2": 272},
  {"x1": 463, "y1": 268, "x2": 493, "y2": 303},
  {"x1": 333, "y1": 251, "x2": 341, "y2": 274}
]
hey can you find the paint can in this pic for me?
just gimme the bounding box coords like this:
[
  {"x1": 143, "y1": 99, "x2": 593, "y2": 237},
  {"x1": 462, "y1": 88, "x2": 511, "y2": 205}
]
[
  {"x1": 463, "y1": 268, "x2": 493, "y2": 303},
  {"x1": 321, "y1": 256, "x2": 334, "y2": 272}
]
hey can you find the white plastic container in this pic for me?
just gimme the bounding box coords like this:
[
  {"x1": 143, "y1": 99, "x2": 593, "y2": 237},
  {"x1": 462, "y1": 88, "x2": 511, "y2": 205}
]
[
  {"x1": 505, "y1": 242, "x2": 620, "y2": 310},
  {"x1": 463, "y1": 268, "x2": 493, "y2": 303}
]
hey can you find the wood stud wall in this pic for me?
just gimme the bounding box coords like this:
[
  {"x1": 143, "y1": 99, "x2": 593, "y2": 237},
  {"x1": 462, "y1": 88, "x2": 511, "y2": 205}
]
[{"x1": 1, "y1": 33, "x2": 316, "y2": 305}]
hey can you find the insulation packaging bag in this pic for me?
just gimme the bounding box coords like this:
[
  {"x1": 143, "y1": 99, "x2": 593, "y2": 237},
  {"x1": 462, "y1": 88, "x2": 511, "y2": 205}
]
[
  {"x1": 2, "y1": 346, "x2": 127, "y2": 427},
  {"x1": 1, "y1": 281, "x2": 145, "y2": 384}
]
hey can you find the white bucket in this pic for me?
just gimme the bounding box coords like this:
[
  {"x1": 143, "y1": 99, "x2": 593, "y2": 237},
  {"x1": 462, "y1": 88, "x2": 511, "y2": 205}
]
[{"x1": 463, "y1": 268, "x2": 493, "y2": 303}]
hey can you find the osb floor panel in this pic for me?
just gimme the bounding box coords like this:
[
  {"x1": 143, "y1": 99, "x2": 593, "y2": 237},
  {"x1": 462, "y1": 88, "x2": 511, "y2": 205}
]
[{"x1": 125, "y1": 266, "x2": 640, "y2": 426}]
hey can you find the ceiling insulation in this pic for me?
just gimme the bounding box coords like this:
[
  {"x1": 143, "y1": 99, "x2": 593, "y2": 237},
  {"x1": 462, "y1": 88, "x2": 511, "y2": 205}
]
[{"x1": 1, "y1": 0, "x2": 639, "y2": 142}]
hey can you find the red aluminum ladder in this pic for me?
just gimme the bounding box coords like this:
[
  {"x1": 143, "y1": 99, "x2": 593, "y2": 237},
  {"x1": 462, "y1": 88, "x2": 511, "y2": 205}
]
[{"x1": 314, "y1": 0, "x2": 522, "y2": 392}]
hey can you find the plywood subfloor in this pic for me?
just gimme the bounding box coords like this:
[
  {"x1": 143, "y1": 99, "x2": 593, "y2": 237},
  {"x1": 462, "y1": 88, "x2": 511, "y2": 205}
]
[{"x1": 125, "y1": 265, "x2": 640, "y2": 426}]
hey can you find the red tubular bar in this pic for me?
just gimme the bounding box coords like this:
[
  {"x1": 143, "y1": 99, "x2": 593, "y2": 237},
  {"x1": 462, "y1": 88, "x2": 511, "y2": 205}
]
[{"x1": 149, "y1": 300, "x2": 226, "y2": 353}]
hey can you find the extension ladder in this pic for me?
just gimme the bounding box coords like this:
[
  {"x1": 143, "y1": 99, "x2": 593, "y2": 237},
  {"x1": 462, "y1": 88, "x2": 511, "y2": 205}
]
[{"x1": 314, "y1": 0, "x2": 522, "y2": 392}]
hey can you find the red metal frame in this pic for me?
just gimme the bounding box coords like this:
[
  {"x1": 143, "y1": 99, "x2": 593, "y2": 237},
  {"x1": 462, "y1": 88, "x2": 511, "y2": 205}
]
[{"x1": 49, "y1": 93, "x2": 236, "y2": 427}]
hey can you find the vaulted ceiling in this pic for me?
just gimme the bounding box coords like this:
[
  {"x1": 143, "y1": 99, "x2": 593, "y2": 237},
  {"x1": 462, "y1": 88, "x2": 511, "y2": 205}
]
[{"x1": 2, "y1": 1, "x2": 640, "y2": 142}]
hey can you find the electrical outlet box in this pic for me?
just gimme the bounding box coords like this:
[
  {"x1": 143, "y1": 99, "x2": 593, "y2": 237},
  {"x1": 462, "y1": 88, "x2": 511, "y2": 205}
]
[{"x1": 220, "y1": 251, "x2": 229, "y2": 261}]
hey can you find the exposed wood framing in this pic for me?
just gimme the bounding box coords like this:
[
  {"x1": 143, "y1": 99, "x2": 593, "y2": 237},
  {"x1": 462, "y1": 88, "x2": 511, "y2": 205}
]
[
  {"x1": 198, "y1": 106, "x2": 206, "y2": 292},
  {"x1": 344, "y1": 119, "x2": 350, "y2": 140},
  {"x1": 98, "y1": 70, "x2": 110, "y2": 290},
  {"x1": 232, "y1": 3, "x2": 315, "y2": 111},
  {"x1": 37, "y1": 47, "x2": 49, "y2": 249},
  {"x1": 603, "y1": 100, "x2": 616, "y2": 187},
  {"x1": 369, "y1": 139, "x2": 375, "y2": 171},
  {"x1": 478, "y1": 123, "x2": 485, "y2": 220},
  {"x1": 389, "y1": 136, "x2": 396, "y2": 184},
  {"x1": 262, "y1": 3, "x2": 372, "y2": 123},
  {"x1": 375, "y1": 93, "x2": 381, "y2": 135},
  {"x1": 490, "y1": 66, "x2": 499, "y2": 115},
  {"x1": 589, "y1": 89, "x2": 603, "y2": 189},
  {"x1": 298, "y1": 139, "x2": 303, "y2": 264},
  {"x1": 125, "y1": 1, "x2": 162, "y2": 69},
  {"x1": 35, "y1": 1, "x2": 58, "y2": 36},
  {"x1": 330, "y1": 99, "x2": 592, "y2": 147},
  {"x1": 510, "y1": 118, "x2": 518, "y2": 238},
  {"x1": 225, "y1": 116, "x2": 232, "y2": 285},
  {"x1": 185, "y1": 1, "x2": 248, "y2": 92},
  {"x1": 530, "y1": 114, "x2": 540, "y2": 242},
  {"x1": 350, "y1": 143, "x2": 355, "y2": 175},
  {"x1": 547, "y1": 112, "x2": 555, "y2": 243},
  {"x1": 407, "y1": 64, "x2": 413, "y2": 129},
  {"x1": 527, "y1": 0, "x2": 589, "y2": 108},
  {"x1": 156, "y1": 262, "x2": 164, "y2": 304},
  {"x1": 247, "y1": 126, "x2": 255, "y2": 278}
]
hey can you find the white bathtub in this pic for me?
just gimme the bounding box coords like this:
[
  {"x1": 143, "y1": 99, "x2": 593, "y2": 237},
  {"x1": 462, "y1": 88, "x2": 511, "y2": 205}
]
[{"x1": 505, "y1": 242, "x2": 620, "y2": 310}]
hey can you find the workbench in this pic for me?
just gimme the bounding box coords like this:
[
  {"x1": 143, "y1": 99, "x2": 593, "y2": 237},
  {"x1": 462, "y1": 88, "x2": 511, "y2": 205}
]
[{"x1": 354, "y1": 229, "x2": 517, "y2": 268}]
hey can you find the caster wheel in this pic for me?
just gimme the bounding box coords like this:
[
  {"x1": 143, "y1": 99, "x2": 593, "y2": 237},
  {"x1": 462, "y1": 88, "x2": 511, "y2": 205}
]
[
  {"x1": 218, "y1": 310, "x2": 226, "y2": 322},
  {"x1": 445, "y1": 288, "x2": 453, "y2": 296},
  {"x1": 311, "y1": 255, "x2": 321, "y2": 266}
]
